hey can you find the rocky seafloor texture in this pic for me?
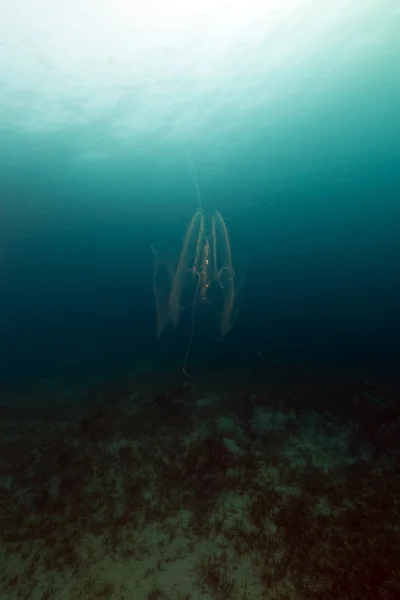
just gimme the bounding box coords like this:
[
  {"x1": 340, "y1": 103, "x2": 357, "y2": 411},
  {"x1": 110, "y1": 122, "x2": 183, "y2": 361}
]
[{"x1": 0, "y1": 362, "x2": 399, "y2": 600}]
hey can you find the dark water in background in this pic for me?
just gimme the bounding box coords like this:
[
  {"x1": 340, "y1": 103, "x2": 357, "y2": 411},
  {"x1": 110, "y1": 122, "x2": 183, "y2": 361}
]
[{"x1": 0, "y1": 7, "x2": 399, "y2": 387}]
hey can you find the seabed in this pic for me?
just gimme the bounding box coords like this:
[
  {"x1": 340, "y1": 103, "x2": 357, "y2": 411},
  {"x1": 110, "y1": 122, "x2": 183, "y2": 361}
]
[{"x1": 0, "y1": 362, "x2": 399, "y2": 599}]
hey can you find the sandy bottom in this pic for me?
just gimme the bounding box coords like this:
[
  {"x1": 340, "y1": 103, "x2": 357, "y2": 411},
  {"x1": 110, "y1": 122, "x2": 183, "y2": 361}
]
[{"x1": 0, "y1": 367, "x2": 399, "y2": 599}]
